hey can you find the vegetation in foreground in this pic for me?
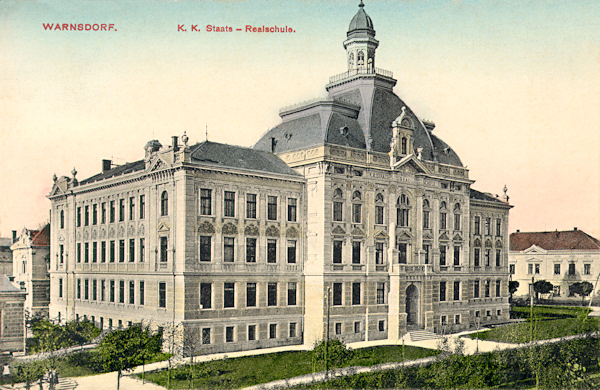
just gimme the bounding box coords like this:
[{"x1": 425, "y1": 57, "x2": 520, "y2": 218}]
[
  {"x1": 141, "y1": 341, "x2": 439, "y2": 389},
  {"x1": 305, "y1": 336, "x2": 600, "y2": 389},
  {"x1": 470, "y1": 305, "x2": 598, "y2": 343},
  {"x1": 27, "y1": 318, "x2": 102, "y2": 353}
]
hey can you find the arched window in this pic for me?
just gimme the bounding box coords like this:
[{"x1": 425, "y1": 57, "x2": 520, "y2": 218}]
[
  {"x1": 375, "y1": 193, "x2": 385, "y2": 224},
  {"x1": 439, "y1": 201, "x2": 447, "y2": 230},
  {"x1": 333, "y1": 188, "x2": 344, "y2": 222},
  {"x1": 333, "y1": 188, "x2": 344, "y2": 199},
  {"x1": 422, "y1": 198, "x2": 430, "y2": 229},
  {"x1": 453, "y1": 203, "x2": 461, "y2": 231},
  {"x1": 60, "y1": 210, "x2": 64, "y2": 229},
  {"x1": 401, "y1": 137, "x2": 407, "y2": 155},
  {"x1": 375, "y1": 193, "x2": 384, "y2": 203},
  {"x1": 440, "y1": 201, "x2": 447, "y2": 209},
  {"x1": 357, "y1": 51, "x2": 365, "y2": 66},
  {"x1": 161, "y1": 191, "x2": 168, "y2": 216},
  {"x1": 353, "y1": 191, "x2": 362, "y2": 201},
  {"x1": 397, "y1": 194, "x2": 410, "y2": 227},
  {"x1": 348, "y1": 53, "x2": 354, "y2": 69},
  {"x1": 352, "y1": 191, "x2": 362, "y2": 223}
]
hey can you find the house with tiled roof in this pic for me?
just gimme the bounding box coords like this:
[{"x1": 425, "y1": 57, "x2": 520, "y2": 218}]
[
  {"x1": 509, "y1": 228, "x2": 600, "y2": 299},
  {"x1": 0, "y1": 274, "x2": 26, "y2": 356},
  {"x1": 11, "y1": 224, "x2": 50, "y2": 318}
]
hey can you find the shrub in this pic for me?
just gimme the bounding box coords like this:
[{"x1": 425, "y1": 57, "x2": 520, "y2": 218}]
[{"x1": 313, "y1": 339, "x2": 353, "y2": 368}]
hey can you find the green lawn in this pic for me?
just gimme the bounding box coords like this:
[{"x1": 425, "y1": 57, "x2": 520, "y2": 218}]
[
  {"x1": 141, "y1": 345, "x2": 439, "y2": 389},
  {"x1": 469, "y1": 305, "x2": 598, "y2": 343}
]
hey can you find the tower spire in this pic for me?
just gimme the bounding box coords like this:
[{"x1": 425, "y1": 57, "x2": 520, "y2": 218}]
[{"x1": 344, "y1": 0, "x2": 378, "y2": 73}]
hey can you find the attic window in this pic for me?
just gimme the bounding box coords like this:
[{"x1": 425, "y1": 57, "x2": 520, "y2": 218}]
[
  {"x1": 284, "y1": 133, "x2": 292, "y2": 141},
  {"x1": 353, "y1": 170, "x2": 363, "y2": 177},
  {"x1": 334, "y1": 166, "x2": 345, "y2": 174},
  {"x1": 340, "y1": 126, "x2": 349, "y2": 137},
  {"x1": 441, "y1": 183, "x2": 448, "y2": 189}
]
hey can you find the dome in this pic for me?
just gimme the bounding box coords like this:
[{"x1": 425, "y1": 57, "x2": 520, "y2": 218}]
[
  {"x1": 145, "y1": 139, "x2": 162, "y2": 152},
  {"x1": 347, "y1": 1, "x2": 375, "y2": 36}
]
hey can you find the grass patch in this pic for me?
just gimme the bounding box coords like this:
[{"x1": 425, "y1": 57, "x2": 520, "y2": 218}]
[
  {"x1": 141, "y1": 345, "x2": 439, "y2": 389},
  {"x1": 511, "y1": 305, "x2": 591, "y2": 320}
]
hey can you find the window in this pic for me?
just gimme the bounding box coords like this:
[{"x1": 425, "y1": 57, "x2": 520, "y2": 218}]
[
  {"x1": 119, "y1": 280, "x2": 125, "y2": 303},
  {"x1": 248, "y1": 325, "x2": 256, "y2": 341},
  {"x1": 288, "y1": 198, "x2": 297, "y2": 222},
  {"x1": 377, "y1": 282, "x2": 385, "y2": 304},
  {"x1": 569, "y1": 263, "x2": 576, "y2": 275},
  {"x1": 453, "y1": 246, "x2": 460, "y2": 266},
  {"x1": 200, "y1": 189, "x2": 212, "y2": 215},
  {"x1": 101, "y1": 280, "x2": 106, "y2": 301},
  {"x1": 289, "y1": 323, "x2": 297, "y2": 338},
  {"x1": 495, "y1": 249, "x2": 501, "y2": 267},
  {"x1": 58, "y1": 278, "x2": 63, "y2": 298},
  {"x1": 287, "y1": 240, "x2": 296, "y2": 264},
  {"x1": 439, "y1": 245, "x2": 447, "y2": 266},
  {"x1": 246, "y1": 238, "x2": 257, "y2": 263},
  {"x1": 267, "y1": 196, "x2": 278, "y2": 220},
  {"x1": 77, "y1": 279, "x2": 81, "y2": 299},
  {"x1": 375, "y1": 205, "x2": 384, "y2": 225},
  {"x1": 352, "y1": 203, "x2": 362, "y2": 223},
  {"x1": 109, "y1": 200, "x2": 115, "y2": 223},
  {"x1": 288, "y1": 282, "x2": 297, "y2": 306},
  {"x1": 202, "y1": 328, "x2": 211, "y2": 344},
  {"x1": 129, "y1": 239, "x2": 135, "y2": 262},
  {"x1": 139, "y1": 195, "x2": 145, "y2": 219},
  {"x1": 333, "y1": 283, "x2": 342, "y2": 306},
  {"x1": 455, "y1": 314, "x2": 461, "y2": 324},
  {"x1": 268, "y1": 283, "x2": 277, "y2": 306},
  {"x1": 496, "y1": 280, "x2": 501, "y2": 297},
  {"x1": 354, "y1": 321, "x2": 360, "y2": 333},
  {"x1": 92, "y1": 242, "x2": 97, "y2": 263},
  {"x1": 474, "y1": 280, "x2": 480, "y2": 298},
  {"x1": 225, "y1": 326, "x2": 234, "y2": 343},
  {"x1": 119, "y1": 199, "x2": 125, "y2": 222},
  {"x1": 158, "y1": 282, "x2": 166, "y2": 308},
  {"x1": 439, "y1": 282, "x2": 446, "y2": 301},
  {"x1": 84, "y1": 242, "x2": 89, "y2": 263},
  {"x1": 535, "y1": 263, "x2": 540, "y2": 274},
  {"x1": 423, "y1": 244, "x2": 430, "y2": 264},
  {"x1": 200, "y1": 236, "x2": 211, "y2": 262},
  {"x1": 528, "y1": 264, "x2": 534, "y2": 274},
  {"x1": 269, "y1": 324, "x2": 277, "y2": 339},
  {"x1": 485, "y1": 249, "x2": 491, "y2": 266},
  {"x1": 510, "y1": 264, "x2": 515, "y2": 274},
  {"x1": 397, "y1": 242, "x2": 407, "y2": 264},
  {"x1": 352, "y1": 282, "x2": 361, "y2": 305},
  {"x1": 454, "y1": 213, "x2": 461, "y2": 231},
  {"x1": 474, "y1": 216, "x2": 480, "y2": 235},
  {"x1": 139, "y1": 238, "x2": 145, "y2": 262},
  {"x1": 335, "y1": 323, "x2": 342, "y2": 335},
  {"x1": 422, "y1": 199, "x2": 430, "y2": 229},
  {"x1": 59, "y1": 244, "x2": 64, "y2": 264},
  {"x1": 119, "y1": 240, "x2": 125, "y2": 263},
  {"x1": 200, "y1": 283, "x2": 211, "y2": 309},
  {"x1": 378, "y1": 320, "x2": 385, "y2": 332},
  {"x1": 485, "y1": 280, "x2": 490, "y2": 298},
  {"x1": 333, "y1": 241, "x2": 342, "y2": 263},
  {"x1": 441, "y1": 315, "x2": 447, "y2": 326},
  {"x1": 585, "y1": 264, "x2": 591, "y2": 275},
  {"x1": 352, "y1": 241, "x2": 361, "y2": 264},
  {"x1": 453, "y1": 281, "x2": 460, "y2": 300},
  {"x1": 333, "y1": 201, "x2": 343, "y2": 222},
  {"x1": 83, "y1": 281, "x2": 90, "y2": 301},
  {"x1": 246, "y1": 193, "x2": 256, "y2": 219},
  {"x1": 129, "y1": 197, "x2": 135, "y2": 220},
  {"x1": 224, "y1": 237, "x2": 235, "y2": 262},
  {"x1": 160, "y1": 191, "x2": 168, "y2": 216},
  {"x1": 60, "y1": 210, "x2": 64, "y2": 229},
  {"x1": 440, "y1": 212, "x2": 447, "y2": 230},
  {"x1": 246, "y1": 283, "x2": 256, "y2": 307},
  {"x1": 267, "y1": 239, "x2": 277, "y2": 263},
  {"x1": 139, "y1": 281, "x2": 144, "y2": 305},
  {"x1": 77, "y1": 207, "x2": 81, "y2": 227},
  {"x1": 92, "y1": 204, "x2": 97, "y2": 225},
  {"x1": 474, "y1": 248, "x2": 480, "y2": 267},
  {"x1": 485, "y1": 217, "x2": 491, "y2": 235},
  {"x1": 224, "y1": 191, "x2": 235, "y2": 217},
  {"x1": 496, "y1": 218, "x2": 502, "y2": 236},
  {"x1": 129, "y1": 281, "x2": 135, "y2": 304},
  {"x1": 77, "y1": 243, "x2": 81, "y2": 263},
  {"x1": 375, "y1": 242, "x2": 384, "y2": 265},
  {"x1": 553, "y1": 263, "x2": 561, "y2": 275},
  {"x1": 101, "y1": 202, "x2": 106, "y2": 224},
  {"x1": 224, "y1": 283, "x2": 235, "y2": 308},
  {"x1": 397, "y1": 195, "x2": 409, "y2": 227}
]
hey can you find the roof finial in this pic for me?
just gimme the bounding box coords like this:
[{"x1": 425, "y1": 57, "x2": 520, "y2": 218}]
[
  {"x1": 205, "y1": 124, "x2": 208, "y2": 142},
  {"x1": 359, "y1": 0, "x2": 364, "y2": 7}
]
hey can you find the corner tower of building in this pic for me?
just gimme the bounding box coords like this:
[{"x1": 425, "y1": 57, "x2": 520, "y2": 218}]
[{"x1": 344, "y1": 1, "x2": 379, "y2": 73}]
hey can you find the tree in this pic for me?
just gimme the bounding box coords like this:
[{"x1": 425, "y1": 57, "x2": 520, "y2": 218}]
[
  {"x1": 533, "y1": 280, "x2": 554, "y2": 301},
  {"x1": 509, "y1": 281, "x2": 519, "y2": 302},
  {"x1": 98, "y1": 325, "x2": 161, "y2": 390},
  {"x1": 181, "y1": 329, "x2": 203, "y2": 389},
  {"x1": 313, "y1": 339, "x2": 353, "y2": 370},
  {"x1": 570, "y1": 282, "x2": 594, "y2": 305}
]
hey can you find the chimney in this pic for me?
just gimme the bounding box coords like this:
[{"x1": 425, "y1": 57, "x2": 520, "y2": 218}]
[
  {"x1": 271, "y1": 137, "x2": 277, "y2": 153},
  {"x1": 12, "y1": 230, "x2": 17, "y2": 243},
  {"x1": 102, "y1": 159, "x2": 112, "y2": 172},
  {"x1": 172, "y1": 136, "x2": 179, "y2": 152},
  {"x1": 516, "y1": 229, "x2": 520, "y2": 233},
  {"x1": 574, "y1": 227, "x2": 578, "y2": 231}
]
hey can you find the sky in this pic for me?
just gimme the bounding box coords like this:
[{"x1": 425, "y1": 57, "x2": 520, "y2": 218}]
[{"x1": 1, "y1": 0, "x2": 599, "y2": 239}]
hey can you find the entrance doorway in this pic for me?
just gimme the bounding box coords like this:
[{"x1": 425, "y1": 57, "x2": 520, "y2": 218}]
[{"x1": 406, "y1": 284, "x2": 419, "y2": 326}]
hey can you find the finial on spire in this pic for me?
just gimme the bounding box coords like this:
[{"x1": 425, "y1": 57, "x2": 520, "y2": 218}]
[
  {"x1": 359, "y1": 0, "x2": 364, "y2": 7},
  {"x1": 182, "y1": 131, "x2": 189, "y2": 147}
]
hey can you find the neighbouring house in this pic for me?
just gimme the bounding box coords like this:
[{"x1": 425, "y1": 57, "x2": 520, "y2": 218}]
[
  {"x1": 509, "y1": 228, "x2": 600, "y2": 299},
  {"x1": 0, "y1": 237, "x2": 13, "y2": 276},
  {"x1": 0, "y1": 274, "x2": 27, "y2": 357}
]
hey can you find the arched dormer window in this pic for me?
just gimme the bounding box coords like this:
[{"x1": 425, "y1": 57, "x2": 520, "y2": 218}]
[
  {"x1": 333, "y1": 188, "x2": 344, "y2": 222},
  {"x1": 422, "y1": 198, "x2": 431, "y2": 229},
  {"x1": 352, "y1": 191, "x2": 362, "y2": 223},
  {"x1": 375, "y1": 193, "x2": 385, "y2": 224},
  {"x1": 401, "y1": 137, "x2": 407, "y2": 155},
  {"x1": 161, "y1": 191, "x2": 168, "y2": 216},
  {"x1": 440, "y1": 201, "x2": 447, "y2": 209},
  {"x1": 60, "y1": 210, "x2": 64, "y2": 229},
  {"x1": 333, "y1": 188, "x2": 344, "y2": 199},
  {"x1": 397, "y1": 194, "x2": 410, "y2": 227},
  {"x1": 375, "y1": 193, "x2": 384, "y2": 203},
  {"x1": 453, "y1": 203, "x2": 461, "y2": 231},
  {"x1": 353, "y1": 191, "x2": 362, "y2": 201}
]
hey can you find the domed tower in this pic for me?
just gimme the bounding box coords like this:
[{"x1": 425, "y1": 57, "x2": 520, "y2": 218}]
[{"x1": 344, "y1": 1, "x2": 379, "y2": 73}]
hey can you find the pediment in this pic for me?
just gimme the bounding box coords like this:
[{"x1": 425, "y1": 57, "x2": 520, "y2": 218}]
[
  {"x1": 286, "y1": 226, "x2": 299, "y2": 238},
  {"x1": 49, "y1": 184, "x2": 66, "y2": 197},
  {"x1": 222, "y1": 222, "x2": 238, "y2": 235},
  {"x1": 374, "y1": 230, "x2": 388, "y2": 240},
  {"x1": 149, "y1": 156, "x2": 169, "y2": 172},
  {"x1": 351, "y1": 227, "x2": 365, "y2": 237},
  {"x1": 439, "y1": 232, "x2": 450, "y2": 241},
  {"x1": 523, "y1": 245, "x2": 547, "y2": 254},
  {"x1": 391, "y1": 155, "x2": 430, "y2": 174},
  {"x1": 332, "y1": 226, "x2": 346, "y2": 236},
  {"x1": 158, "y1": 222, "x2": 170, "y2": 233},
  {"x1": 453, "y1": 233, "x2": 463, "y2": 242},
  {"x1": 265, "y1": 225, "x2": 279, "y2": 237},
  {"x1": 244, "y1": 224, "x2": 259, "y2": 236},
  {"x1": 198, "y1": 221, "x2": 215, "y2": 234},
  {"x1": 397, "y1": 231, "x2": 412, "y2": 241}
]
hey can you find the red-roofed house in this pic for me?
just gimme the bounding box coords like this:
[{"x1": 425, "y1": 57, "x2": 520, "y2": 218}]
[
  {"x1": 11, "y1": 224, "x2": 50, "y2": 318},
  {"x1": 509, "y1": 228, "x2": 600, "y2": 299}
]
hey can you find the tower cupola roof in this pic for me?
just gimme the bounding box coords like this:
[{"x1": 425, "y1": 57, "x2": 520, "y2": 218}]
[{"x1": 347, "y1": 1, "x2": 375, "y2": 38}]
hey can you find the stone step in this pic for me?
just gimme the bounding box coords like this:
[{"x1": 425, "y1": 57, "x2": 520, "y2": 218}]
[{"x1": 409, "y1": 330, "x2": 444, "y2": 342}]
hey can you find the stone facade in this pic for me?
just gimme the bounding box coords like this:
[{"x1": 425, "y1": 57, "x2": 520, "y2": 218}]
[{"x1": 0, "y1": 275, "x2": 26, "y2": 355}]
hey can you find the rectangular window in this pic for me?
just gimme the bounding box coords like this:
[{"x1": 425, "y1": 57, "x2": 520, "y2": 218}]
[
  {"x1": 267, "y1": 196, "x2": 278, "y2": 220},
  {"x1": 528, "y1": 263, "x2": 534, "y2": 274},
  {"x1": 569, "y1": 263, "x2": 575, "y2": 275},
  {"x1": 224, "y1": 191, "x2": 236, "y2": 217},
  {"x1": 474, "y1": 248, "x2": 480, "y2": 267},
  {"x1": 268, "y1": 282, "x2": 277, "y2": 306},
  {"x1": 119, "y1": 280, "x2": 125, "y2": 303},
  {"x1": 246, "y1": 238, "x2": 257, "y2": 263},
  {"x1": 129, "y1": 239, "x2": 135, "y2": 262},
  {"x1": 397, "y1": 242, "x2": 407, "y2": 264},
  {"x1": 92, "y1": 242, "x2": 97, "y2": 263},
  {"x1": 423, "y1": 244, "x2": 430, "y2": 264},
  {"x1": 200, "y1": 189, "x2": 212, "y2": 215},
  {"x1": 287, "y1": 240, "x2": 296, "y2": 264},
  {"x1": 289, "y1": 322, "x2": 297, "y2": 338},
  {"x1": 441, "y1": 315, "x2": 447, "y2": 326},
  {"x1": 269, "y1": 324, "x2": 277, "y2": 339},
  {"x1": 59, "y1": 244, "x2": 64, "y2": 264},
  {"x1": 378, "y1": 320, "x2": 385, "y2": 332},
  {"x1": 397, "y1": 207, "x2": 409, "y2": 227},
  {"x1": 58, "y1": 278, "x2": 63, "y2": 298},
  {"x1": 375, "y1": 242, "x2": 384, "y2": 265},
  {"x1": 474, "y1": 216, "x2": 480, "y2": 235},
  {"x1": 354, "y1": 321, "x2": 360, "y2": 333},
  {"x1": 453, "y1": 246, "x2": 460, "y2": 266},
  {"x1": 200, "y1": 283, "x2": 212, "y2": 309},
  {"x1": 160, "y1": 237, "x2": 168, "y2": 262},
  {"x1": 585, "y1": 264, "x2": 591, "y2": 275},
  {"x1": 92, "y1": 204, "x2": 97, "y2": 225},
  {"x1": 352, "y1": 282, "x2": 361, "y2": 305},
  {"x1": 333, "y1": 241, "x2": 343, "y2": 264},
  {"x1": 119, "y1": 199, "x2": 125, "y2": 222},
  {"x1": 535, "y1": 263, "x2": 540, "y2": 274},
  {"x1": 84, "y1": 279, "x2": 89, "y2": 300},
  {"x1": 200, "y1": 236, "x2": 211, "y2": 262},
  {"x1": 455, "y1": 314, "x2": 461, "y2": 324},
  {"x1": 287, "y1": 282, "x2": 297, "y2": 306},
  {"x1": 129, "y1": 281, "x2": 135, "y2": 304},
  {"x1": 139, "y1": 195, "x2": 145, "y2": 219},
  {"x1": 554, "y1": 263, "x2": 561, "y2": 275},
  {"x1": 110, "y1": 280, "x2": 115, "y2": 303},
  {"x1": 439, "y1": 281, "x2": 446, "y2": 302},
  {"x1": 510, "y1": 264, "x2": 515, "y2": 274},
  {"x1": 377, "y1": 282, "x2": 385, "y2": 304},
  {"x1": 225, "y1": 326, "x2": 234, "y2": 343},
  {"x1": 496, "y1": 280, "x2": 501, "y2": 297},
  {"x1": 129, "y1": 197, "x2": 135, "y2": 220},
  {"x1": 333, "y1": 201, "x2": 343, "y2": 222},
  {"x1": 375, "y1": 205, "x2": 384, "y2": 225},
  {"x1": 77, "y1": 206, "x2": 81, "y2": 227},
  {"x1": 139, "y1": 281, "x2": 144, "y2": 305},
  {"x1": 335, "y1": 323, "x2": 342, "y2": 335},
  {"x1": 267, "y1": 239, "x2": 277, "y2": 263},
  {"x1": 101, "y1": 202, "x2": 106, "y2": 224},
  {"x1": 77, "y1": 279, "x2": 81, "y2": 299},
  {"x1": 496, "y1": 218, "x2": 502, "y2": 236},
  {"x1": 101, "y1": 280, "x2": 106, "y2": 301},
  {"x1": 423, "y1": 211, "x2": 430, "y2": 229},
  {"x1": 92, "y1": 279, "x2": 97, "y2": 300},
  {"x1": 224, "y1": 237, "x2": 235, "y2": 262},
  {"x1": 248, "y1": 325, "x2": 256, "y2": 341},
  {"x1": 495, "y1": 249, "x2": 501, "y2": 267},
  {"x1": 454, "y1": 214, "x2": 461, "y2": 231},
  {"x1": 246, "y1": 283, "x2": 256, "y2": 307},
  {"x1": 485, "y1": 217, "x2": 491, "y2": 235},
  {"x1": 352, "y1": 203, "x2": 362, "y2": 223},
  {"x1": 119, "y1": 240, "x2": 125, "y2": 262},
  {"x1": 109, "y1": 200, "x2": 115, "y2": 223},
  {"x1": 474, "y1": 280, "x2": 480, "y2": 298},
  {"x1": 101, "y1": 241, "x2": 106, "y2": 263},
  {"x1": 246, "y1": 193, "x2": 257, "y2": 219},
  {"x1": 139, "y1": 238, "x2": 145, "y2": 262},
  {"x1": 485, "y1": 280, "x2": 490, "y2": 298},
  {"x1": 287, "y1": 198, "x2": 297, "y2": 222},
  {"x1": 333, "y1": 283, "x2": 342, "y2": 306},
  {"x1": 202, "y1": 328, "x2": 211, "y2": 344},
  {"x1": 224, "y1": 282, "x2": 235, "y2": 308},
  {"x1": 439, "y1": 245, "x2": 447, "y2": 266},
  {"x1": 453, "y1": 281, "x2": 460, "y2": 300},
  {"x1": 485, "y1": 249, "x2": 491, "y2": 266},
  {"x1": 84, "y1": 242, "x2": 89, "y2": 263},
  {"x1": 352, "y1": 241, "x2": 361, "y2": 264},
  {"x1": 440, "y1": 212, "x2": 447, "y2": 230},
  {"x1": 77, "y1": 243, "x2": 81, "y2": 263},
  {"x1": 158, "y1": 282, "x2": 166, "y2": 308}
]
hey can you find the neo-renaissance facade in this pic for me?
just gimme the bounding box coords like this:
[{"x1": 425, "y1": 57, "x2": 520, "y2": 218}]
[{"x1": 48, "y1": 2, "x2": 511, "y2": 354}]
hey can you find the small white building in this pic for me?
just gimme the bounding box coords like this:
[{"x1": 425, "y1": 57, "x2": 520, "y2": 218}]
[{"x1": 509, "y1": 229, "x2": 600, "y2": 298}]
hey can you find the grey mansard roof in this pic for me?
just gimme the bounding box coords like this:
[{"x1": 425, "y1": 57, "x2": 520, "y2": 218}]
[{"x1": 81, "y1": 160, "x2": 146, "y2": 185}]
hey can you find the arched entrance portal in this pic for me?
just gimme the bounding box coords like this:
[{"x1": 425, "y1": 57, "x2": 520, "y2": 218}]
[{"x1": 406, "y1": 284, "x2": 419, "y2": 326}]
